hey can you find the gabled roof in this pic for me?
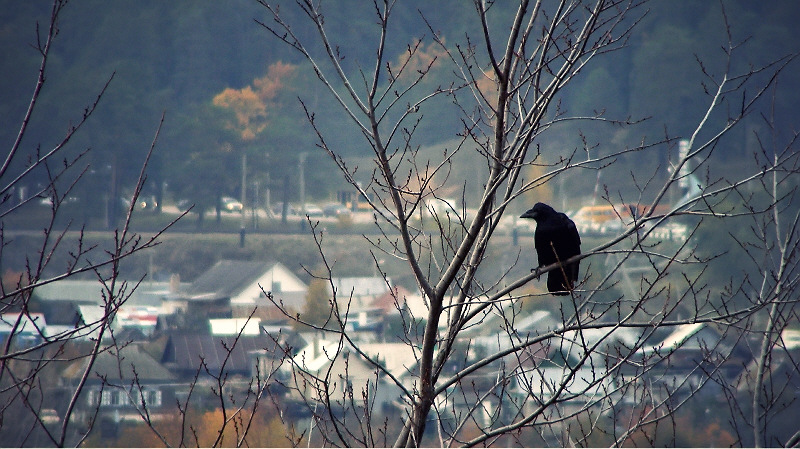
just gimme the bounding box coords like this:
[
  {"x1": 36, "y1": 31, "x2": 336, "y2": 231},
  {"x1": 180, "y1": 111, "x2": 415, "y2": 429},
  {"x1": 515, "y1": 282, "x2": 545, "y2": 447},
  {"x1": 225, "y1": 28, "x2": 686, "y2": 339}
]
[
  {"x1": 161, "y1": 333, "x2": 285, "y2": 375},
  {"x1": 781, "y1": 328, "x2": 800, "y2": 350},
  {"x1": 461, "y1": 310, "x2": 555, "y2": 341},
  {"x1": 35, "y1": 300, "x2": 85, "y2": 326},
  {"x1": 32, "y1": 280, "x2": 107, "y2": 303},
  {"x1": 359, "y1": 342, "x2": 419, "y2": 379},
  {"x1": 371, "y1": 286, "x2": 414, "y2": 311},
  {"x1": 463, "y1": 310, "x2": 555, "y2": 355},
  {"x1": 333, "y1": 276, "x2": 391, "y2": 298},
  {"x1": 33, "y1": 279, "x2": 180, "y2": 307},
  {"x1": 641, "y1": 322, "x2": 704, "y2": 356},
  {"x1": 184, "y1": 260, "x2": 276, "y2": 301},
  {"x1": 0, "y1": 313, "x2": 47, "y2": 334},
  {"x1": 292, "y1": 337, "x2": 340, "y2": 372},
  {"x1": 736, "y1": 338, "x2": 800, "y2": 393},
  {"x1": 62, "y1": 344, "x2": 174, "y2": 383}
]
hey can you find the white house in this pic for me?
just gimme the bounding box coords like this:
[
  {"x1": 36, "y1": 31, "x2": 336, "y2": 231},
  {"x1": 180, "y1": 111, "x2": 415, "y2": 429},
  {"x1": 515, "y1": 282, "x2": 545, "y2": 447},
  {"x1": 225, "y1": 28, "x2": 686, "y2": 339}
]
[
  {"x1": 209, "y1": 317, "x2": 262, "y2": 336},
  {"x1": 333, "y1": 276, "x2": 390, "y2": 298},
  {"x1": 182, "y1": 260, "x2": 308, "y2": 317}
]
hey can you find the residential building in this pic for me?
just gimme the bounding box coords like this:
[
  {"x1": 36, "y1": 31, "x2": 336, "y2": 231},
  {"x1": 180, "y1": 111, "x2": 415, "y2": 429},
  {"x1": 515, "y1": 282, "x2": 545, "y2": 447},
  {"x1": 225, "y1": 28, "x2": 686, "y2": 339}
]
[
  {"x1": 179, "y1": 260, "x2": 307, "y2": 319},
  {"x1": 371, "y1": 285, "x2": 428, "y2": 320},
  {"x1": 332, "y1": 276, "x2": 391, "y2": 309},
  {"x1": 285, "y1": 334, "x2": 411, "y2": 415},
  {"x1": 32, "y1": 278, "x2": 186, "y2": 340},
  {"x1": 59, "y1": 343, "x2": 177, "y2": 434},
  {"x1": 0, "y1": 312, "x2": 47, "y2": 349},
  {"x1": 159, "y1": 330, "x2": 304, "y2": 382}
]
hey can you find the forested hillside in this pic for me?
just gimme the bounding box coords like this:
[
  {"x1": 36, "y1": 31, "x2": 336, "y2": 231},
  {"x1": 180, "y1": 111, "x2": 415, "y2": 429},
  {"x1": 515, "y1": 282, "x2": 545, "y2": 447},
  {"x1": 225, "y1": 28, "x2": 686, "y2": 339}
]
[
  {"x1": 2, "y1": 1, "x2": 799, "y2": 219},
  {"x1": 3, "y1": 2, "x2": 800, "y2": 446}
]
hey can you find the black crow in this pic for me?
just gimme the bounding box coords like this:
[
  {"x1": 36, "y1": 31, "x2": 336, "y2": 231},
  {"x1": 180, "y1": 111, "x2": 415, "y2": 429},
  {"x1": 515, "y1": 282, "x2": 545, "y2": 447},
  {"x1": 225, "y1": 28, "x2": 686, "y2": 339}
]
[{"x1": 520, "y1": 202, "x2": 581, "y2": 295}]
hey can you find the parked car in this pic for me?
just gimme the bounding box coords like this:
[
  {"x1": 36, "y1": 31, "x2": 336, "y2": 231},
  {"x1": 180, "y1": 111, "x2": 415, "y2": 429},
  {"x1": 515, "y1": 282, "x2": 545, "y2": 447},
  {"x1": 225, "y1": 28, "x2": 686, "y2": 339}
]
[
  {"x1": 303, "y1": 203, "x2": 324, "y2": 217},
  {"x1": 221, "y1": 196, "x2": 243, "y2": 212},
  {"x1": 323, "y1": 202, "x2": 351, "y2": 217},
  {"x1": 120, "y1": 195, "x2": 157, "y2": 211},
  {"x1": 137, "y1": 195, "x2": 158, "y2": 210},
  {"x1": 177, "y1": 199, "x2": 193, "y2": 211},
  {"x1": 271, "y1": 202, "x2": 298, "y2": 216},
  {"x1": 39, "y1": 196, "x2": 78, "y2": 207}
]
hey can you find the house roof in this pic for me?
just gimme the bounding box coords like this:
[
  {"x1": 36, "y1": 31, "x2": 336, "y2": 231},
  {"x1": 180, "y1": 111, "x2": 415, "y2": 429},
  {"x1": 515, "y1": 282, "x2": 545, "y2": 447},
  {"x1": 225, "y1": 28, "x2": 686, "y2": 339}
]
[
  {"x1": 265, "y1": 290, "x2": 307, "y2": 314},
  {"x1": 461, "y1": 310, "x2": 555, "y2": 341},
  {"x1": 333, "y1": 276, "x2": 391, "y2": 298},
  {"x1": 359, "y1": 342, "x2": 419, "y2": 379},
  {"x1": 33, "y1": 279, "x2": 181, "y2": 307},
  {"x1": 462, "y1": 310, "x2": 555, "y2": 355},
  {"x1": 641, "y1": 322, "x2": 705, "y2": 356},
  {"x1": 290, "y1": 336, "x2": 420, "y2": 380},
  {"x1": 61, "y1": 344, "x2": 174, "y2": 383},
  {"x1": 0, "y1": 313, "x2": 46, "y2": 335},
  {"x1": 184, "y1": 260, "x2": 277, "y2": 301},
  {"x1": 736, "y1": 339, "x2": 800, "y2": 393},
  {"x1": 161, "y1": 333, "x2": 286, "y2": 374},
  {"x1": 34, "y1": 300, "x2": 85, "y2": 326},
  {"x1": 782, "y1": 328, "x2": 800, "y2": 350},
  {"x1": 32, "y1": 279, "x2": 107, "y2": 303},
  {"x1": 292, "y1": 337, "x2": 341, "y2": 372},
  {"x1": 371, "y1": 286, "x2": 414, "y2": 311}
]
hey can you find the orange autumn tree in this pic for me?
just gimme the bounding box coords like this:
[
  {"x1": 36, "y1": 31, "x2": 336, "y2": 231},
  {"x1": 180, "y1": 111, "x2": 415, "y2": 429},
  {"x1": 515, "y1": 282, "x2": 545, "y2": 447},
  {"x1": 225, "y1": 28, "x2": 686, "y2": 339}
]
[
  {"x1": 212, "y1": 61, "x2": 297, "y2": 141},
  {"x1": 91, "y1": 407, "x2": 291, "y2": 448},
  {"x1": 190, "y1": 407, "x2": 290, "y2": 448}
]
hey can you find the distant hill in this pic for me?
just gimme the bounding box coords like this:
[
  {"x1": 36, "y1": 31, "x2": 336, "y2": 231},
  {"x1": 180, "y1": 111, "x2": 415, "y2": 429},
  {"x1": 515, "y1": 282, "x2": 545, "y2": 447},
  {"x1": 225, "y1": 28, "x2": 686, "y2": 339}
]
[{"x1": 2, "y1": 0, "x2": 798, "y2": 212}]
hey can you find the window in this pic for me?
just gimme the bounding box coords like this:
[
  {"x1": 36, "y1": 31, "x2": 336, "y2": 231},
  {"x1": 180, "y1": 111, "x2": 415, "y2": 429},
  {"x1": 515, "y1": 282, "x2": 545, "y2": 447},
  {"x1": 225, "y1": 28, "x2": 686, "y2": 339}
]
[
  {"x1": 144, "y1": 389, "x2": 162, "y2": 407},
  {"x1": 99, "y1": 389, "x2": 125, "y2": 407},
  {"x1": 87, "y1": 389, "x2": 99, "y2": 406},
  {"x1": 101, "y1": 390, "x2": 112, "y2": 406},
  {"x1": 110, "y1": 390, "x2": 123, "y2": 406}
]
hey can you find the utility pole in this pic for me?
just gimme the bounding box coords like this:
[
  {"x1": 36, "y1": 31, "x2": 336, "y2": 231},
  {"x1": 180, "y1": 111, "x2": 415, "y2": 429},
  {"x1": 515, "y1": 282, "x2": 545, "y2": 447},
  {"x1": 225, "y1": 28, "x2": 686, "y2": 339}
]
[
  {"x1": 252, "y1": 180, "x2": 259, "y2": 229},
  {"x1": 265, "y1": 172, "x2": 271, "y2": 218},
  {"x1": 240, "y1": 153, "x2": 247, "y2": 247},
  {"x1": 299, "y1": 152, "x2": 307, "y2": 215}
]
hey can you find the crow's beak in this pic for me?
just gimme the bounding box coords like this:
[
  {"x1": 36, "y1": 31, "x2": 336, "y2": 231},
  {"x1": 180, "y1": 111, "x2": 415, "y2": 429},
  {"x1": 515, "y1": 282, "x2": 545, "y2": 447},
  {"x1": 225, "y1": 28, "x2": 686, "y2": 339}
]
[{"x1": 520, "y1": 209, "x2": 537, "y2": 219}]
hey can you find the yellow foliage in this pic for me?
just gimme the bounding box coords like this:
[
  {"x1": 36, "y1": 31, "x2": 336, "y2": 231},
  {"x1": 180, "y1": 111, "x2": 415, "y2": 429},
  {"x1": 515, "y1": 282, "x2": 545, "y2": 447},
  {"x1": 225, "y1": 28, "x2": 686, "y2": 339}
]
[
  {"x1": 244, "y1": 412, "x2": 293, "y2": 447},
  {"x1": 212, "y1": 61, "x2": 297, "y2": 141},
  {"x1": 189, "y1": 407, "x2": 290, "y2": 447},
  {"x1": 113, "y1": 423, "x2": 171, "y2": 447},
  {"x1": 93, "y1": 406, "x2": 290, "y2": 448},
  {"x1": 252, "y1": 61, "x2": 295, "y2": 99},
  {"x1": 193, "y1": 408, "x2": 227, "y2": 446},
  {"x1": 297, "y1": 277, "x2": 334, "y2": 330},
  {"x1": 213, "y1": 86, "x2": 267, "y2": 140}
]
